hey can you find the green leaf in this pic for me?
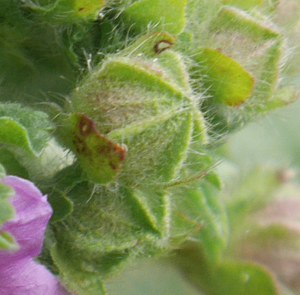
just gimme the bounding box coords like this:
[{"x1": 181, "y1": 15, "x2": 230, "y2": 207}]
[
  {"x1": 0, "y1": 4, "x2": 79, "y2": 105},
  {"x1": 121, "y1": 0, "x2": 187, "y2": 35},
  {"x1": 224, "y1": 167, "x2": 281, "y2": 232},
  {"x1": 193, "y1": 47, "x2": 255, "y2": 106},
  {"x1": 175, "y1": 243, "x2": 278, "y2": 295},
  {"x1": 0, "y1": 104, "x2": 53, "y2": 156},
  {"x1": 0, "y1": 149, "x2": 30, "y2": 179},
  {"x1": 211, "y1": 260, "x2": 279, "y2": 295}
]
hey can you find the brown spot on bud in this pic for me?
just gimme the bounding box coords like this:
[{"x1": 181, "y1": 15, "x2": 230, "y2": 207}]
[
  {"x1": 154, "y1": 40, "x2": 174, "y2": 54},
  {"x1": 73, "y1": 135, "x2": 87, "y2": 153},
  {"x1": 78, "y1": 114, "x2": 97, "y2": 136},
  {"x1": 109, "y1": 161, "x2": 117, "y2": 170}
]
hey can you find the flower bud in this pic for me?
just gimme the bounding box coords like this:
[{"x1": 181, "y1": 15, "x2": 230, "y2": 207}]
[{"x1": 63, "y1": 40, "x2": 208, "y2": 186}]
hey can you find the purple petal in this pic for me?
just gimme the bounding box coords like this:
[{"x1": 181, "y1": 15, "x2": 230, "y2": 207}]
[
  {"x1": 0, "y1": 258, "x2": 70, "y2": 295},
  {"x1": 0, "y1": 176, "x2": 71, "y2": 295},
  {"x1": 0, "y1": 176, "x2": 52, "y2": 265}
]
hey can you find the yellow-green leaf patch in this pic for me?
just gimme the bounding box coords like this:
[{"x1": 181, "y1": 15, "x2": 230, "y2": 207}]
[{"x1": 193, "y1": 47, "x2": 255, "y2": 106}]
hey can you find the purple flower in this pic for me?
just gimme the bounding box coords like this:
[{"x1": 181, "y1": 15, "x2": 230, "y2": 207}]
[{"x1": 0, "y1": 176, "x2": 71, "y2": 295}]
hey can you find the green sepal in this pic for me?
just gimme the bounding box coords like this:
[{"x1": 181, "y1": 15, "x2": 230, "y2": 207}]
[
  {"x1": 221, "y1": 0, "x2": 264, "y2": 10},
  {"x1": 121, "y1": 32, "x2": 190, "y2": 91},
  {"x1": 156, "y1": 50, "x2": 191, "y2": 92},
  {"x1": 209, "y1": 6, "x2": 279, "y2": 40},
  {"x1": 0, "y1": 183, "x2": 15, "y2": 224},
  {"x1": 170, "y1": 179, "x2": 228, "y2": 263},
  {"x1": 86, "y1": 57, "x2": 186, "y2": 98},
  {"x1": 69, "y1": 57, "x2": 188, "y2": 132},
  {"x1": 51, "y1": 182, "x2": 165, "y2": 294},
  {"x1": 52, "y1": 182, "x2": 161, "y2": 256},
  {"x1": 121, "y1": 187, "x2": 169, "y2": 236},
  {"x1": 184, "y1": 0, "x2": 221, "y2": 46},
  {"x1": 120, "y1": 0, "x2": 187, "y2": 35},
  {"x1": 0, "y1": 104, "x2": 53, "y2": 156},
  {"x1": 122, "y1": 32, "x2": 177, "y2": 57},
  {"x1": 192, "y1": 6, "x2": 283, "y2": 139},
  {"x1": 49, "y1": 192, "x2": 73, "y2": 223},
  {"x1": 110, "y1": 109, "x2": 193, "y2": 186},
  {"x1": 63, "y1": 0, "x2": 105, "y2": 19},
  {"x1": 0, "y1": 231, "x2": 18, "y2": 250},
  {"x1": 51, "y1": 241, "x2": 107, "y2": 295},
  {"x1": 0, "y1": 163, "x2": 6, "y2": 178},
  {"x1": 192, "y1": 47, "x2": 255, "y2": 106},
  {"x1": 69, "y1": 56, "x2": 197, "y2": 187},
  {"x1": 0, "y1": 179, "x2": 18, "y2": 250},
  {"x1": 221, "y1": 0, "x2": 279, "y2": 11},
  {"x1": 263, "y1": 87, "x2": 298, "y2": 110},
  {"x1": 23, "y1": 0, "x2": 105, "y2": 20},
  {"x1": 207, "y1": 7, "x2": 282, "y2": 106},
  {"x1": 47, "y1": 164, "x2": 85, "y2": 222},
  {"x1": 169, "y1": 115, "x2": 210, "y2": 187}
]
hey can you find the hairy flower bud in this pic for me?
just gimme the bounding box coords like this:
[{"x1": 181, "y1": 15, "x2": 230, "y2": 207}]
[{"x1": 62, "y1": 37, "x2": 208, "y2": 186}]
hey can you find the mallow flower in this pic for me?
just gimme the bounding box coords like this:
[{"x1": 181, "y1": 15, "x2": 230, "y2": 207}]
[{"x1": 0, "y1": 175, "x2": 70, "y2": 295}]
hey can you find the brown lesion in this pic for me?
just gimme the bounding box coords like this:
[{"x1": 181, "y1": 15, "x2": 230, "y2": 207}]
[
  {"x1": 73, "y1": 113, "x2": 127, "y2": 173},
  {"x1": 73, "y1": 134, "x2": 87, "y2": 153},
  {"x1": 109, "y1": 161, "x2": 117, "y2": 170},
  {"x1": 114, "y1": 144, "x2": 127, "y2": 162},
  {"x1": 78, "y1": 114, "x2": 97, "y2": 136},
  {"x1": 154, "y1": 40, "x2": 174, "y2": 54}
]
